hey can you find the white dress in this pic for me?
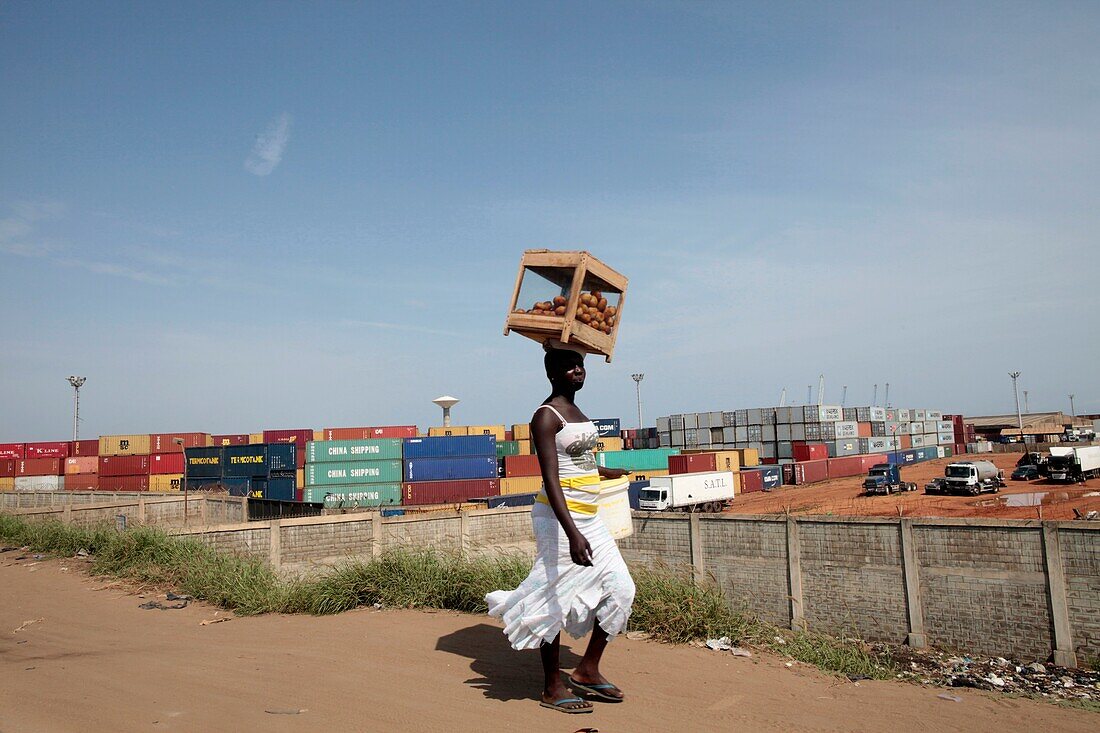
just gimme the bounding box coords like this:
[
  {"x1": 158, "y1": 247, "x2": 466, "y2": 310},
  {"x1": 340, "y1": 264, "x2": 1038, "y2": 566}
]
[{"x1": 485, "y1": 405, "x2": 636, "y2": 650}]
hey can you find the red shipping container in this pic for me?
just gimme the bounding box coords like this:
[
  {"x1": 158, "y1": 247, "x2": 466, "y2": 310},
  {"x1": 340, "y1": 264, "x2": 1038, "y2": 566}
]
[
  {"x1": 900, "y1": 435, "x2": 912, "y2": 449},
  {"x1": 761, "y1": 457, "x2": 778, "y2": 465},
  {"x1": 297, "y1": 446, "x2": 306, "y2": 469},
  {"x1": 24, "y1": 441, "x2": 71, "y2": 459},
  {"x1": 99, "y1": 455, "x2": 151, "y2": 476},
  {"x1": 64, "y1": 457, "x2": 99, "y2": 475},
  {"x1": 150, "y1": 432, "x2": 211, "y2": 453},
  {"x1": 955, "y1": 443, "x2": 967, "y2": 455},
  {"x1": 0, "y1": 459, "x2": 15, "y2": 477},
  {"x1": 17, "y1": 458, "x2": 63, "y2": 476},
  {"x1": 98, "y1": 474, "x2": 149, "y2": 491},
  {"x1": 263, "y1": 429, "x2": 313, "y2": 445},
  {"x1": 149, "y1": 453, "x2": 185, "y2": 474},
  {"x1": 669, "y1": 453, "x2": 717, "y2": 475},
  {"x1": 71, "y1": 439, "x2": 99, "y2": 456},
  {"x1": 859, "y1": 454, "x2": 886, "y2": 472},
  {"x1": 791, "y1": 443, "x2": 828, "y2": 462},
  {"x1": 0, "y1": 443, "x2": 26, "y2": 460},
  {"x1": 857, "y1": 422, "x2": 872, "y2": 438},
  {"x1": 792, "y1": 459, "x2": 829, "y2": 485},
  {"x1": 781, "y1": 463, "x2": 794, "y2": 485},
  {"x1": 402, "y1": 478, "x2": 500, "y2": 505},
  {"x1": 826, "y1": 456, "x2": 864, "y2": 479},
  {"x1": 66, "y1": 474, "x2": 100, "y2": 490},
  {"x1": 321, "y1": 426, "x2": 419, "y2": 441},
  {"x1": 503, "y1": 454, "x2": 541, "y2": 477},
  {"x1": 211, "y1": 434, "x2": 250, "y2": 446},
  {"x1": 740, "y1": 470, "x2": 764, "y2": 493},
  {"x1": 504, "y1": 430, "x2": 514, "y2": 442}
]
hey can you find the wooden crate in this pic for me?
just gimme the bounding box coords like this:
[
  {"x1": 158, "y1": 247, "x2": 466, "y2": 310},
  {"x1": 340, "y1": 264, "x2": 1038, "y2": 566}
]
[{"x1": 503, "y1": 250, "x2": 628, "y2": 362}]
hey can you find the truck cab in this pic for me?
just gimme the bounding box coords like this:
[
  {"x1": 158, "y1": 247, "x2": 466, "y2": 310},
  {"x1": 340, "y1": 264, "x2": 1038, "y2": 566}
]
[
  {"x1": 942, "y1": 460, "x2": 1004, "y2": 495},
  {"x1": 863, "y1": 464, "x2": 900, "y2": 494},
  {"x1": 638, "y1": 486, "x2": 670, "y2": 511}
]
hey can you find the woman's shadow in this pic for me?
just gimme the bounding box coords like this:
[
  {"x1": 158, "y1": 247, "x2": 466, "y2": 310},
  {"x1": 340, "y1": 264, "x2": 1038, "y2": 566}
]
[{"x1": 435, "y1": 624, "x2": 583, "y2": 702}]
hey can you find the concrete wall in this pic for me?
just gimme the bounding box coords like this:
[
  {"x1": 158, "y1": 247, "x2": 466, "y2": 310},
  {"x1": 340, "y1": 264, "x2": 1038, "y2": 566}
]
[{"x1": 2, "y1": 491, "x2": 245, "y2": 527}]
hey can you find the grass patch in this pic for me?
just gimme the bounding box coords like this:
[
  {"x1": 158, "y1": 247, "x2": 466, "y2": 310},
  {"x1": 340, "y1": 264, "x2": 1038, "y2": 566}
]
[{"x1": 1, "y1": 514, "x2": 893, "y2": 679}]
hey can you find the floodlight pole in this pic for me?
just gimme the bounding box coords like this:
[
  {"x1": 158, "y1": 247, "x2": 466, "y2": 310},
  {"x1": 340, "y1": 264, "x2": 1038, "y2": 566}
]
[
  {"x1": 67, "y1": 376, "x2": 87, "y2": 441},
  {"x1": 1023, "y1": 390, "x2": 1030, "y2": 414},
  {"x1": 175, "y1": 438, "x2": 188, "y2": 525},
  {"x1": 1069, "y1": 394, "x2": 1076, "y2": 418},
  {"x1": 631, "y1": 374, "x2": 645, "y2": 429},
  {"x1": 1009, "y1": 372, "x2": 1023, "y2": 437}
]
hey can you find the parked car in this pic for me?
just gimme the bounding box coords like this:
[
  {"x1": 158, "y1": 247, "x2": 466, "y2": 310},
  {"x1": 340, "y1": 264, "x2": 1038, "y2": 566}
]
[{"x1": 1011, "y1": 465, "x2": 1041, "y2": 481}]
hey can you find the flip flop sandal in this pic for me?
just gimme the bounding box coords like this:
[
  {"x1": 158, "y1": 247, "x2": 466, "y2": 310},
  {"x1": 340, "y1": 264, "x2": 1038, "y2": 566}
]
[
  {"x1": 540, "y1": 696, "x2": 593, "y2": 714},
  {"x1": 568, "y1": 677, "x2": 624, "y2": 703}
]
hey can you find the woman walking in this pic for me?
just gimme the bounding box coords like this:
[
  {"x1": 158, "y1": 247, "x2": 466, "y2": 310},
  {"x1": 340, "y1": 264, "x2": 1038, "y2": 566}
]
[{"x1": 486, "y1": 347, "x2": 635, "y2": 714}]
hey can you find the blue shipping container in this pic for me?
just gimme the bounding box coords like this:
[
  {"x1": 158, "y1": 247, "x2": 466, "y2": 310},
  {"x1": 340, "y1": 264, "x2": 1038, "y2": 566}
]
[
  {"x1": 627, "y1": 480, "x2": 649, "y2": 510},
  {"x1": 264, "y1": 476, "x2": 296, "y2": 501},
  {"x1": 402, "y1": 435, "x2": 496, "y2": 459},
  {"x1": 223, "y1": 444, "x2": 296, "y2": 477},
  {"x1": 593, "y1": 418, "x2": 622, "y2": 438},
  {"x1": 485, "y1": 493, "x2": 538, "y2": 509},
  {"x1": 742, "y1": 465, "x2": 782, "y2": 490},
  {"x1": 184, "y1": 446, "x2": 223, "y2": 478},
  {"x1": 404, "y1": 456, "x2": 498, "y2": 482}
]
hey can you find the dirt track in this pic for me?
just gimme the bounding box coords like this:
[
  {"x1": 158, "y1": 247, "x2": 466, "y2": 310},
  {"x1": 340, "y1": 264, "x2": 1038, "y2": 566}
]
[
  {"x1": 729, "y1": 454, "x2": 1100, "y2": 520},
  {"x1": 1, "y1": 555, "x2": 1095, "y2": 732}
]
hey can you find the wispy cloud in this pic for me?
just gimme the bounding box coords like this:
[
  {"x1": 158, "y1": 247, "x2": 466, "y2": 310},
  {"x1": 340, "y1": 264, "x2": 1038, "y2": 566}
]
[
  {"x1": 338, "y1": 318, "x2": 465, "y2": 337},
  {"x1": 244, "y1": 112, "x2": 292, "y2": 176}
]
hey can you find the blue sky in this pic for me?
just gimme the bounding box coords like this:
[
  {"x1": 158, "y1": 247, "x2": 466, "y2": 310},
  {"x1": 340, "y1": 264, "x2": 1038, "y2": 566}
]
[{"x1": 2, "y1": 1, "x2": 1098, "y2": 441}]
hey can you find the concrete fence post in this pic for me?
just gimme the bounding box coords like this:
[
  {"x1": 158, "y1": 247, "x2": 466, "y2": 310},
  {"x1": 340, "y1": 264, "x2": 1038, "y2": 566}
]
[
  {"x1": 137, "y1": 494, "x2": 146, "y2": 524},
  {"x1": 62, "y1": 504, "x2": 72, "y2": 524},
  {"x1": 786, "y1": 517, "x2": 806, "y2": 631},
  {"x1": 1041, "y1": 523, "x2": 1077, "y2": 668},
  {"x1": 899, "y1": 519, "x2": 927, "y2": 648},
  {"x1": 459, "y1": 512, "x2": 470, "y2": 558},
  {"x1": 241, "y1": 497, "x2": 249, "y2": 523},
  {"x1": 688, "y1": 513, "x2": 705, "y2": 582},
  {"x1": 200, "y1": 497, "x2": 208, "y2": 526},
  {"x1": 372, "y1": 512, "x2": 383, "y2": 558},
  {"x1": 269, "y1": 519, "x2": 282, "y2": 571}
]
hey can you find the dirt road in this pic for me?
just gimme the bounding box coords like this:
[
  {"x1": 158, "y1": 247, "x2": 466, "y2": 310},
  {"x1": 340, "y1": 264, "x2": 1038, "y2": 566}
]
[
  {"x1": 729, "y1": 454, "x2": 1100, "y2": 519},
  {"x1": 1, "y1": 555, "x2": 1094, "y2": 732}
]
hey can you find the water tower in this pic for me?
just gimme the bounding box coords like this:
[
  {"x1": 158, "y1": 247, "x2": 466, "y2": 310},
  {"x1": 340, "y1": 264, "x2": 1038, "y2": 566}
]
[{"x1": 433, "y1": 395, "x2": 460, "y2": 427}]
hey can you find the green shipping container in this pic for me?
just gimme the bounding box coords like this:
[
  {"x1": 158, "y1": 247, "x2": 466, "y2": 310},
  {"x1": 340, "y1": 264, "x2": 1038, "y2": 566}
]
[
  {"x1": 303, "y1": 483, "x2": 401, "y2": 507},
  {"x1": 306, "y1": 439, "x2": 403, "y2": 463},
  {"x1": 943, "y1": 445, "x2": 954, "y2": 458},
  {"x1": 305, "y1": 459, "x2": 403, "y2": 486},
  {"x1": 496, "y1": 440, "x2": 521, "y2": 458},
  {"x1": 596, "y1": 448, "x2": 680, "y2": 471}
]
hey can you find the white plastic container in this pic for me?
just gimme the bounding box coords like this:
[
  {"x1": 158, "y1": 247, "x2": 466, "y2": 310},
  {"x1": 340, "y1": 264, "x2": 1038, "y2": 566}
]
[{"x1": 596, "y1": 477, "x2": 633, "y2": 539}]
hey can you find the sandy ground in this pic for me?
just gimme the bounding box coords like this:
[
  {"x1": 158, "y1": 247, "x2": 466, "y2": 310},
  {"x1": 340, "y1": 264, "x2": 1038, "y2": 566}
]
[
  {"x1": 1, "y1": 555, "x2": 1095, "y2": 732},
  {"x1": 729, "y1": 454, "x2": 1100, "y2": 520}
]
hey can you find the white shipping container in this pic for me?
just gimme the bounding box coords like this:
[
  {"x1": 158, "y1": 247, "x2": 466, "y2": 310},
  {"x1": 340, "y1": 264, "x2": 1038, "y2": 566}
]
[
  {"x1": 927, "y1": 410, "x2": 943, "y2": 421},
  {"x1": 817, "y1": 405, "x2": 843, "y2": 422},
  {"x1": 834, "y1": 421, "x2": 859, "y2": 439},
  {"x1": 911, "y1": 435, "x2": 926, "y2": 447},
  {"x1": 14, "y1": 475, "x2": 65, "y2": 491},
  {"x1": 912, "y1": 409, "x2": 927, "y2": 421},
  {"x1": 923, "y1": 420, "x2": 938, "y2": 433},
  {"x1": 683, "y1": 413, "x2": 699, "y2": 430},
  {"x1": 938, "y1": 432, "x2": 954, "y2": 445},
  {"x1": 860, "y1": 437, "x2": 890, "y2": 453},
  {"x1": 869, "y1": 407, "x2": 886, "y2": 421},
  {"x1": 897, "y1": 409, "x2": 911, "y2": 422},
  {"x1": 937, "y1": 420, "x2": 953, "y2": 433}
]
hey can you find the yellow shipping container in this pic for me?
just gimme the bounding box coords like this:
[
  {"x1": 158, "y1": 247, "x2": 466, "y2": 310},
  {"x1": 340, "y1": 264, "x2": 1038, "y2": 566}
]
[
  {"x1": 0, "y1": 477, "x2": 14, "y2": 491},
  {"x1": 512, "y1": 423, "x2": 531, "y2": 441},
  {"x1": 296, "y1": 468, "x2": 304, "y2": 488},
  {"x1": 428, "y1": 426, "x2": 470, "y2": 436},
  {"x1": 249, "y1": 433, "x2": 264, "y2": 444},
  {"x1": 736, "y1": 448, "x2": 760, "y2": 467},
  {"x1": 710, "y1": 450, "x2": 742, "y2": 473},
  {"x1": 149, "y1": 474, "x2": 183, "y2": 492},
  {"x1": 594, "y1": 437, "x2": 623, "y2": 453},
  {"x1": 730, "y1": 472, "x2": 742, "y2": 496},
  {"x1": 517, "y1": 439, "x2": 534, "y2": 455},
  {"x1": 313, "y1": 430, "x2": 325, "y2": 442},
  {"x1": 500, "y1": 476, "x2": 542, "y2": 495},
  {"x1": 629, "y1": 469, "x2": 670, "y2": 481},
  {"x1": 99, "y1": 434, "x2": 151, "y2": 456},
  {"x1": 467, "y1": 424, "x2": 506, "y2": 441}
]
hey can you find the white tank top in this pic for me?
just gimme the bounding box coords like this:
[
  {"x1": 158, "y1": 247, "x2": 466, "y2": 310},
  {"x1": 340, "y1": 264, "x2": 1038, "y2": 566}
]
[{"x1": 536, "y1": 404, "x2": 599, "y2": 478}]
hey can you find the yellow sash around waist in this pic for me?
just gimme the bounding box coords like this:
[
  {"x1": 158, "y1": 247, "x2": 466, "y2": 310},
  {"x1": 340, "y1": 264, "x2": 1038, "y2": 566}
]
[{"x1": 534, "y1": 474, "x2": 601, "y2": 515}]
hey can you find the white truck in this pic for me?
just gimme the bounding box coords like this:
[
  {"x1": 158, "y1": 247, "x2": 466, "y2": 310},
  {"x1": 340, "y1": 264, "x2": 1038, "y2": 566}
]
[
  {"x1": 942, "y1": 460, "x2": 1005, "y2": 495},
  {"x1": 637, "y1": 471, "x2": 736, "y2": 512},
  {"x1": 1048, "y1": 446, "x2": 1100, "y2": 483}
]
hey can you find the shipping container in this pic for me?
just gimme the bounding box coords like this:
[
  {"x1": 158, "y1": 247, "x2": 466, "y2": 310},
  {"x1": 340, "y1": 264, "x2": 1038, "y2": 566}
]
[
  {"x1": 211, "y1": 434, "x2": 250, "y2": 446},
  {"x1": 149, "y1": 474, "x2": 184, "y2": 492},
  {"x1": 495, "y1": 441, "x2": 521, "y2": 458},
  {"x1": 64, "y1": 457, "x2": 98, "y2": 475},
  {"x1": 596, "y1": 448, "x2": 679, "y2": 471},
  {"x1": 403, "y1": 436, "x2": 496, "y2": 459},
  {"x1": 594, "y1": 437, "x2": 624, "y2": 452},
  {"x1": 668, "y1": 453, "x2": 717, "y2": 475},
  {"x1": 740, "y1": 466, "x2": 781, "y2": 493},
  {"x1": 466, "y1": 425, "x2": 507, "y2": 441},
  {"x1": 305, "y1": 459, "x2": 403, "y2": 486},
  {"x1": 304, "y1": 483, "x2": 402, "y2": 507},
  {"x1": 150, "y1": 453, "x2": 185, "y2": 475},
  {"x1": 24, "y1": 441, "x2": 71, "y2": 459},
  {"x1": 262, "y1": 476, "x2": 297, "y2": 501},
  {"x1": 502, "y1": 454, "x2": 542, "y2": 478},
  {"x1": 223, "y1": 444, "x2": 296, "y2": 476},
  {"x1": 70, "y1": 439, "x2": 99, "y2": 456},
  {"x1": 404, "y1": 456, "x2": 498, "y2": 482},
  {"x1": 428, "y1": 426, "x2": 470, "y2": 437},
  {"x1": 322, "y1": 425, "x2": 419, "y2": 441},
  {"x1": 262, "y1": 429, "x2": 313, "y2": 445},
  {"x1": 97, "y1": 474, "x2": 150, "y2": 491},
  {"x1": 64, "y1": 474, "x2": 98, "y2": 490},
  {"x1": 99, "y1": 434, "x2": 151, "y2": 456},
  {"x1": 826, "y1": 455, "x2": 864, "y2": 478},
  {"x1": 512, "y1": 423, "x2": 531, "y2": 441},
  {"x1": 592, "y1": 418, "x2": 622, "y2": 437},
  {"x1": 150, "y1": 432, "x2": 211, "y2": 453},
  {"x1": 14, "y1": 475, "x2": 65, "y2": 491},
  {"x1": 185, "y1": 446, "x2": 223, "y2": 478},
  {"x1": 709, "y1": 450, "x2": 741, "y2": 473},
  {"x1": 0, "y1": 476, "x2": 14, "y2": 490},
  {"x1": 517, "y1": 439, "x2": 534, "y2": 455},
  {"x1": 792, "y1": 443, "x2": 828, "y2": 462},
  {"x1": 0, "y1": 443, "x2": 26, "y2": 460},
  {"x1": 403, "y1": 478, "x2": 500, "y2": 505},
  {"x1": 500, "y1": 476, "x2": 542, "y2": 495},
  {"x1": 628, "y1": 469, "x2": 670, "y2": 482},
  {"x1": 307, "y1": 438, "x2": 403, "y2": 463},
  {"x1": 0, "y1": 459, "x2": 15, "y2": 478},
  {"x1": 99, "y1": 455, "x2": 151, "y2": 476},
  {"x1": 17, "y1": 458, "x2": 63, "y2": 476},
  {"x1": 249, "y1": 433, "x2": 264, "y2": 444},
  {"x1": 187, "y1": 477, "x2": 251, "y2": 495}
]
